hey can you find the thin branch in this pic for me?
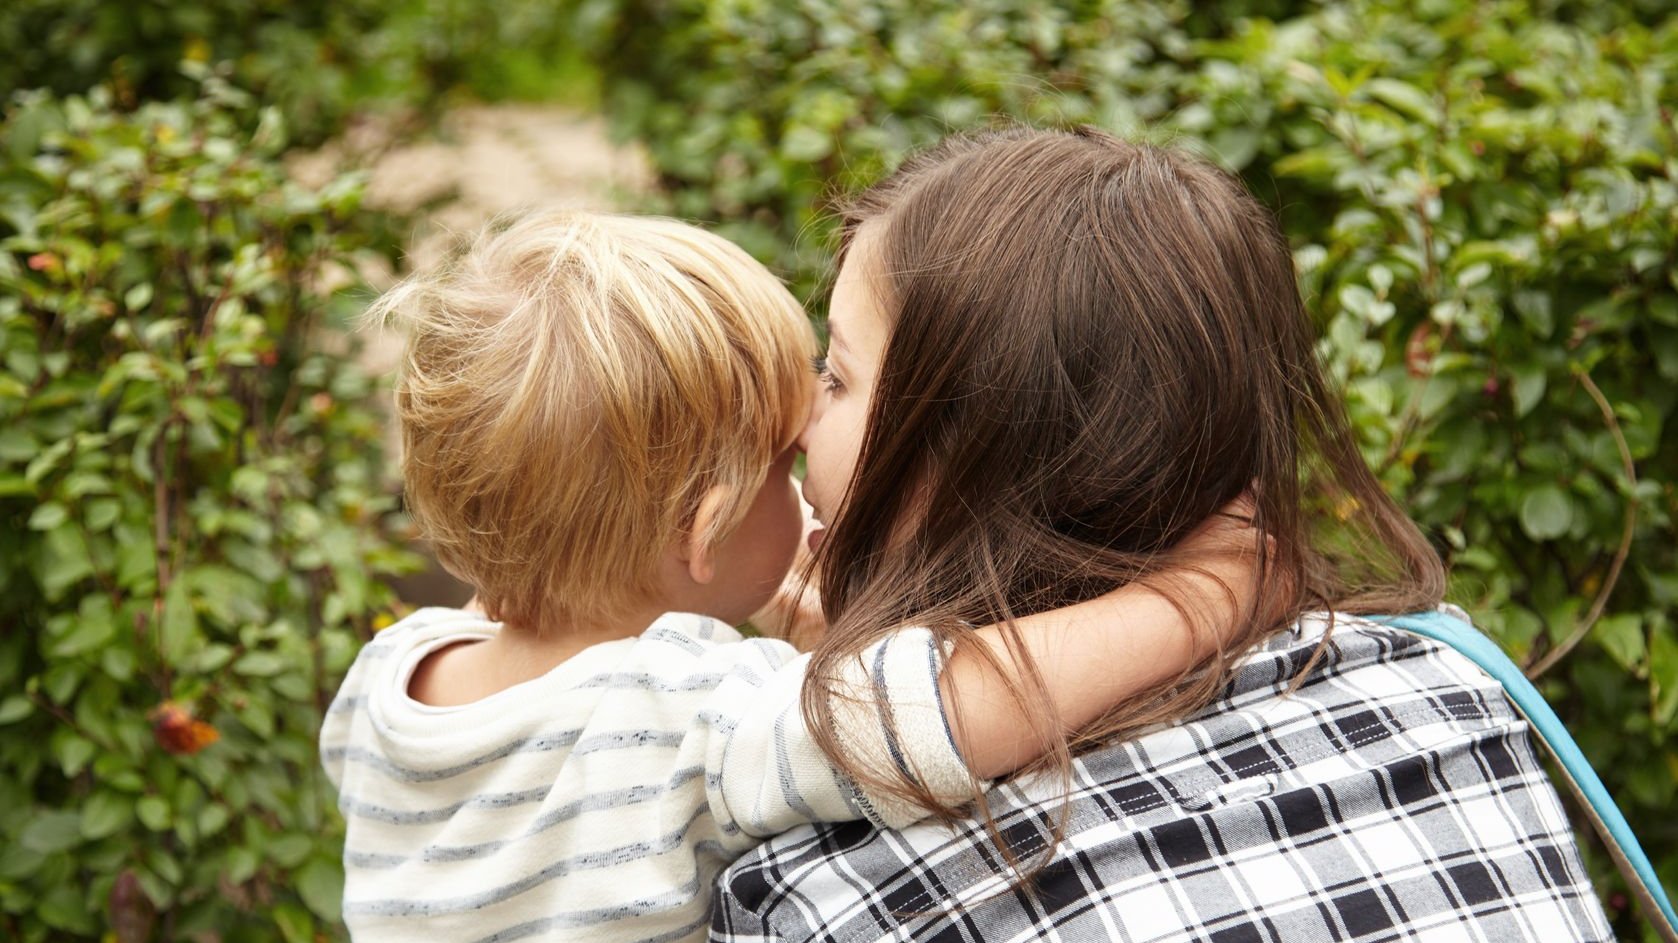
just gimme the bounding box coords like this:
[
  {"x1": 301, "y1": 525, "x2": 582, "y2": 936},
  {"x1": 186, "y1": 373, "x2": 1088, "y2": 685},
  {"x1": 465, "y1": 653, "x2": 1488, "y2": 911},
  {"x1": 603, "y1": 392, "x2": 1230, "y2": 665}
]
[
  {"x1": 152, "y1": 428, "x2": 171, "y2": 592},
  {"x1": 1525, "y1": 368, "x2": 1638, "y2": 679},
  {"x1": 150, "y1": 423, "x2": 179, "y2": 698},
  {"x1": 198, "y1": 277, "x2": 235, "y2": 345},
  {"x1": 27, "y1": 692, "x2": 117, "y2": 752}
]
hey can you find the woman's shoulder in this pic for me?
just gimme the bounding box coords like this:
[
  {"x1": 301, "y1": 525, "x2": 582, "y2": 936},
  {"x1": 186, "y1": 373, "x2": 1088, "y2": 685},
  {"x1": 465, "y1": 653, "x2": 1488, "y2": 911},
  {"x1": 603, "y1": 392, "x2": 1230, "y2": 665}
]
[
  {"x1": 1222, "y1": 604, "x2": 1497, "y2": 705},
  {"x1": 967, "y1": 605, "x2": 1523, "y2": 829},
  {"x1": 711, "y1": 606, "x2": 1612, "y2": 943}
]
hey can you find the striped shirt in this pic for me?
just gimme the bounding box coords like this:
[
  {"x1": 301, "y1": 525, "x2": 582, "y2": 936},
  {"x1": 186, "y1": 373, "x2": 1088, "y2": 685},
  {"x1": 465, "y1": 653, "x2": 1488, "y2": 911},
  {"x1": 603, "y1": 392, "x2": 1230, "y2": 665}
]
[
  {"x1": 713, "y1": 608, "x2": 1615, "y2": 943},
  {"x1": 319, "y1": 608, "x2": 969, "y2": 943}
]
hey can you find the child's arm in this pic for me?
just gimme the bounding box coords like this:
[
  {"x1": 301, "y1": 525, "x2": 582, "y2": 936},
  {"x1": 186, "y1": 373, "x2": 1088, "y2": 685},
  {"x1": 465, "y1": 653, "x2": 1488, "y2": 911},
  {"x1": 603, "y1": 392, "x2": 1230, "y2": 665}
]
[
  {"x1": 717, "y1": 503, "x2": 1263, "y2": 832},
  {"x1": 942, "y1": 527, "x2": 1255, "y2": 779}
]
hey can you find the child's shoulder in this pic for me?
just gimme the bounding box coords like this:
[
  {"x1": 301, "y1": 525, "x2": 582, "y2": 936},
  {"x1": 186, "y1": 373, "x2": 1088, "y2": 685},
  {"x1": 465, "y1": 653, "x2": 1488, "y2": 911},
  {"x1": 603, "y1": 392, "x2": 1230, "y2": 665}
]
[
  {"x1": 345, "y1": 608, "x2": 500, "y2": 681},
  {"x1": 641, "y1": 610, "x2": 742, "y2": 645},
  {"x1": 368, "y1": 606, "x2": 500, "y2": 648},
  {"x1": 632, "y1": 611, "x2": 801, "y2": 666}
]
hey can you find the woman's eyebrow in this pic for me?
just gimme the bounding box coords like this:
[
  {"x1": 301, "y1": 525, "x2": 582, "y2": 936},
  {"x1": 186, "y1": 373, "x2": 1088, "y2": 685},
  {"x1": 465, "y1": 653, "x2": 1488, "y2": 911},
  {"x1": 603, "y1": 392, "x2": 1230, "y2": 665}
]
[{"x1": 825, "y1": 318, "x2": 848, "y2": 353}]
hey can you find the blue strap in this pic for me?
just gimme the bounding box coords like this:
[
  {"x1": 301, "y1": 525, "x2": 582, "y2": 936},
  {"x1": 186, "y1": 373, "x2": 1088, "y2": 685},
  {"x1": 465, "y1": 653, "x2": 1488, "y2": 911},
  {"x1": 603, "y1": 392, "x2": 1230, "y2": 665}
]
[{"x1": 1375, "y1": 609, "x2": 1677, "y2": 939}]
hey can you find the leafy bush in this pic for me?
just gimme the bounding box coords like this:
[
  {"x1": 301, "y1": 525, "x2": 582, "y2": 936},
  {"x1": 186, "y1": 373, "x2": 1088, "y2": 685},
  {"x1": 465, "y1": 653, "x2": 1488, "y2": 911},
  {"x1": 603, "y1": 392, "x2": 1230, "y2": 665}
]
[
  {"x1": 578, "y1": 0, "x2": 1678, "y2": 929},
  {"x1": 581, "y1": 0, "x2": 1204, "y2": 298},
  {"x1": 1195, "y1": 0, "x2": 1677, "y2": 824},
  {"x1": 0, "y1": 0, "x2": 597, "y2": 146},
  {"x1": 0, "y1": 79, "x2": 418, "y2": 940}
]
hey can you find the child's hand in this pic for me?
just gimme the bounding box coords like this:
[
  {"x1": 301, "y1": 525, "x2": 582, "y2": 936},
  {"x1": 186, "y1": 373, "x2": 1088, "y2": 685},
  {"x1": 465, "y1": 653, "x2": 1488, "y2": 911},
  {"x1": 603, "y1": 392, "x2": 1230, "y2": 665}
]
[
  {"x1": 1178, "y1": 494, "x2": 1260, "y2": 558},
  {"x1": 937, "y1": 493, "x2": 1282, "y2": 780},
  {"x1": 1166, "y1": 493, "x2": 1283, "y2": 644},
  {"x1": 749, "y1": 569, "x2": 826, "y2": 651}
]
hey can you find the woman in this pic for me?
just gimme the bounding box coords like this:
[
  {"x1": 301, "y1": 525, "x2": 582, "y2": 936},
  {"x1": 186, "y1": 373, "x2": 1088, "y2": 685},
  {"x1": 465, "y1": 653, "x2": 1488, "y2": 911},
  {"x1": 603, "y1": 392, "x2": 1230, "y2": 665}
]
[{"x1": 713, "y1": 127, "x2": 1611, "y2": 941}]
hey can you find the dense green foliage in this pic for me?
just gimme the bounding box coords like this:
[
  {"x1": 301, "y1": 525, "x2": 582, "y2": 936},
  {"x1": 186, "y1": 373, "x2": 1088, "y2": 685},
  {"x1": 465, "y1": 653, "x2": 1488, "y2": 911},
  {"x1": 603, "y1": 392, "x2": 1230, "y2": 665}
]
[
  {"x1": 0, "y1": 0, "x2": 595, "y2": 145},
  {"x1": 579, "y1": 0, "x2": 1678, "y2": 928},
  {"x1": 3, "y1": 0, "x2": 1674, "y2": 938},
  {"x1": 0, "y1": 80, "x2": 418, "y2": 939}
]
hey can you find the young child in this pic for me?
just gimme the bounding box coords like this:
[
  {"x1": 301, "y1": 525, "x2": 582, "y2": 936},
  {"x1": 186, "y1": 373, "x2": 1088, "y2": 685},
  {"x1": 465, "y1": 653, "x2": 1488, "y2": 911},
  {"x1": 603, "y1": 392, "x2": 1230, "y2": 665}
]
[{"x1": 321, "y1": 211, "x2": 1254, "y2": 941}]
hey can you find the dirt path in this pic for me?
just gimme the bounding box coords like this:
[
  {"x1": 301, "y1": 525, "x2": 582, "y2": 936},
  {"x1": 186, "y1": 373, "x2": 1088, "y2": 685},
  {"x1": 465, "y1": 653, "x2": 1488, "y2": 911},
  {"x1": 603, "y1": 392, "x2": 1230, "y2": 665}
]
[
  {"x1": 296, "y1": 103, "x2": 651, "y2": 370},
  {"x1": 293, "y1": 104, "x2": 651, "y2": 607},
  {"x1": 364, "y1": 105, "x2": 650, "y2": 267}
]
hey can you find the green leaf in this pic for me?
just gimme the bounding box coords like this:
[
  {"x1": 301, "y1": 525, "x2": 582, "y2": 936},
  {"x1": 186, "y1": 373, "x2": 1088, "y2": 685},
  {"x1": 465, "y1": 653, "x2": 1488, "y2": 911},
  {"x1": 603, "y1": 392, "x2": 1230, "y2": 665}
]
[
  {"x1": 1454, "y1": 262, "x2": 1492, "y2": 290},
  {"x1": 780, "y1": 125, "x2": 832, "y2": 162},
  {"x1": 133, "y1": 864, "x2": 174, "y2": 909},
  {"x1": 1339, "y1": 284, "x2": 1394, "y2": 325},
  {"x1": 102, "y1": 645, "x2": 138, "y2": 682},
  {"x1": 115, "y1": 526, "x2": 156, "y2": 590},
  {"x1": 42, "y1": 661, "x2": 83, "y2": 704},
  {"x1": 81, "y1": 790, "x2": 134, "y2": 840},
  {"x1": 274, "y1": 903, "x2": 314, "y2": 943},
  {"x1": 1652, "y1": 629, "x2": 1678, "y2": 727},
  {"x1": 29, "y1": 501, "x2": 68, "y2": 530},
  {"x1": 1430, "y1": 299, "x2": 1464, "y2": 327},
  {"x1": 1654, "y1": 329, "x2": 1678, "y2": 382},
  {"x1": 1208, "y1": 126, "x2": 1261, "y2": 170},
  {"x1": 198, "y1": 803, "x2": 230, "y2": 837},
  {"x1": 268, "y1": 833, "x2": 313, "y2": 868},
  {"x1": 1513, "y1": 290, "x2": 1555, "y2": 338},
  {"x1": 1510, "y1": 365, "x2": 1546, "y2": 419},
  {"x1": 1518, "y1": 486, "x2": 1572, "y2": 541},
  {"x1": 50, "y1": 595, "x2": 118, "y2": 657},
  {"x1": 38, "y1": 523, "x2": 95, "y2": 601},
  {"x1": 1498, "y1": 608, "x2": 1544, "y2": 661},
  {"x1": 296, "y1": 855, "x2": 344, "y2": 922},
  {"x1": 225, "y1": 845, "x2": 261, "y2": 885},
  {"x1": 136, "y1": 796, "x2": 172, "y2": 831},
  {"x1": 233, "y1": 651, "x2": 289, "y2": 677},
  {"x1": 24, "y1": 436, "x2": 72, "y2": 484},
  {"x1": 124, "y1": 282, "x2": 153, "y2": 312},
  {"x1": 37, "y1": 882, "x2": 97, "y2": 933},
  {"x1": 194, "y1": 644, "x2": 235, "y2": 672},
  {"x1": 159, "y1": 578, "x2": 197, "y2": 662},
  {"x1": 0, "y1": 427, "x2": 36, "y2": 462},
  {"x1": 145, "y1": 838, "x2": 183, "y2": 885},
  {"x1": 1365, "y1": 78, "x2": 1435, "y2": 123},
  {"x1": 20, "y1": 810, "x2": 84, "y2": 854},
  {"x1": 85, "y1": 496, "x2": 122, "y2": 531},
  {"x1": 0, "y1": 842, "x2": 43, "y2": 881},
  {"x1": 53, "y1": 733, "x2": 96, "y2": 776},
  {"x1": 0, "y1": 694, "x2": 32, "y2": 725},
  {"x1": 1594, "y1": 614, "x2": 1645, "y2": 673}
]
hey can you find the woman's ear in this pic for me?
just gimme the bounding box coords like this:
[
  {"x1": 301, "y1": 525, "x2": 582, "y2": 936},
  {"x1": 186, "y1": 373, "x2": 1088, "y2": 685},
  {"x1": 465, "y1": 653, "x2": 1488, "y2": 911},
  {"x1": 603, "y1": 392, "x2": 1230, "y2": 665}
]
[{"x1": 679, "y1": 485, "x2": 732, "y2": 585}]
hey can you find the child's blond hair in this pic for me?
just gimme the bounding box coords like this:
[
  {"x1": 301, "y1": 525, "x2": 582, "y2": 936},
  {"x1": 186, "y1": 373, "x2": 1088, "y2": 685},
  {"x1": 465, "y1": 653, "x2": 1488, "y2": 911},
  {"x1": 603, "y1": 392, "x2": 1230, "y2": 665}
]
[{"x1": 368, "y1": 210, "x2": 816, "y2": 631}]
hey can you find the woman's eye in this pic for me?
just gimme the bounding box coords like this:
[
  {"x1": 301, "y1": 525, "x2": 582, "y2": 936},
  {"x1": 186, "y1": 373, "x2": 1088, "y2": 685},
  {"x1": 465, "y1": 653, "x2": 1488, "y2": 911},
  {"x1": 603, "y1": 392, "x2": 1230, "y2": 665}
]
[{"x1": 810, "y1": 354, "x2": 843, "y2": 393}]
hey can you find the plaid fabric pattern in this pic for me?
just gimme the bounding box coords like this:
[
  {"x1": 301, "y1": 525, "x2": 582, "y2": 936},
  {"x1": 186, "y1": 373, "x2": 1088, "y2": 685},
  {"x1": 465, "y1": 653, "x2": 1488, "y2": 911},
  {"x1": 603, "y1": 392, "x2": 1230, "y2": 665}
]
[{"x1": 712, "y1": 610, "x2": 1613, "y2": 943}]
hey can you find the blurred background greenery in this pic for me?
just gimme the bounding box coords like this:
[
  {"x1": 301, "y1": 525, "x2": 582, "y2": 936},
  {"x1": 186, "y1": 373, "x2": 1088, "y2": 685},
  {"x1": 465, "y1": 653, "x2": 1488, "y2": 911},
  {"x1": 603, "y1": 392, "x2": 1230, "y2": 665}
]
[{"x1": 1, "y1": 0, "x2": 1674, "y2": 939}]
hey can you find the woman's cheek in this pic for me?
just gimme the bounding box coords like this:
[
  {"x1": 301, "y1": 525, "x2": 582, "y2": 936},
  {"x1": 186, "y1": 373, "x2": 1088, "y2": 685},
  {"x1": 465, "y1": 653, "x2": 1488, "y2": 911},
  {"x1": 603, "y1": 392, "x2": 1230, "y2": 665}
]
[
  {"x1": 825, "y1": 404, "x2": 867, "y2": 510},
  {"x1": 802, "y1": 385, "x2": 869, "y2": 526}
]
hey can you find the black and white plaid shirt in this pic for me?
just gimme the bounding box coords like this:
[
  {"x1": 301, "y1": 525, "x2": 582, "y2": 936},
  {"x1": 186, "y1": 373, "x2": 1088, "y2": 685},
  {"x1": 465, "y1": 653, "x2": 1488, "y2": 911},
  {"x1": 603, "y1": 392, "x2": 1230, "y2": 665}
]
[{"x1": 712, "y1": 608, "x2": 1614, "y2": 942}]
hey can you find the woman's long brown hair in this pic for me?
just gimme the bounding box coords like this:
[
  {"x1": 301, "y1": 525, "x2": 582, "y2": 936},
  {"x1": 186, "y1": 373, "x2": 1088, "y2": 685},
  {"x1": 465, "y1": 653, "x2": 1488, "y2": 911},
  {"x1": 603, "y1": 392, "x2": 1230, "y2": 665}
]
[{"x1": 801, "y1": 127, "x2": 1445, "y2": 854}]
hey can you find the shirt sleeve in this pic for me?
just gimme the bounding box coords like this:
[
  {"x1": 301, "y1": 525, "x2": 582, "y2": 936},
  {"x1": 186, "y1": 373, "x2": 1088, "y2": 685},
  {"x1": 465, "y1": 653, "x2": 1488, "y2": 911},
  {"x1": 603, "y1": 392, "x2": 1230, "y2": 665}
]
[{"x1": 701, "y1": 626, "x2": 973, "y2": 836}]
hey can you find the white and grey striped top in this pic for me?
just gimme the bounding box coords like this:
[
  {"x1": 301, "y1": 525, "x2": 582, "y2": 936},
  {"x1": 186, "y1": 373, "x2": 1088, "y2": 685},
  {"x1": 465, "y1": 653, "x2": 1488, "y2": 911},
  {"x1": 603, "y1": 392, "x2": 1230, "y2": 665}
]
[{"x1": 319, "y1": 607, "x2": 968, "y2": 942}]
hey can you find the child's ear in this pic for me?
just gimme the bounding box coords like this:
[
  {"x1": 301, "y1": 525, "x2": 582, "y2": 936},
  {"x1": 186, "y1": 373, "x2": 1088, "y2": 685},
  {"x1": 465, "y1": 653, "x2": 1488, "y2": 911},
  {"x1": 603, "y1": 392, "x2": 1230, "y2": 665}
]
[{"x1": 680, "y1": 485, "x2": 732, "y2": 585}]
